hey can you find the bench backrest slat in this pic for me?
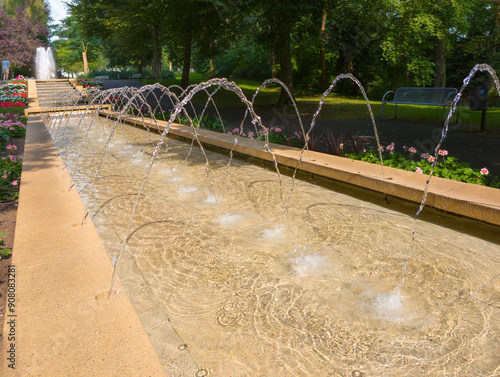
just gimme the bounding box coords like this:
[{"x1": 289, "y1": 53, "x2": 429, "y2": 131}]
[{"x1": 393, "y1": 87, "x2": 457, "y2": 104}]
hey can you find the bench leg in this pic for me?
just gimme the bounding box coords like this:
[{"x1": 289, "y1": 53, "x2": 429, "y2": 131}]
[{"x1": 395, "y1": 104, "x2": 397, "y2": 119}]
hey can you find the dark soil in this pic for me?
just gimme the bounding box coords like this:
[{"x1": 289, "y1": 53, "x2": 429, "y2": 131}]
[{"x1": 0, "y1": 136, "x2": 24, "y2": 341}]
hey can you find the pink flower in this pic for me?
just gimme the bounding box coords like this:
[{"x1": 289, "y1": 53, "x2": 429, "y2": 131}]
[
  {"x1": 232, "y1": 128, "x2": 239, "y2": 133},
  {"x1": 248, "y1": 131, "x2": 254, "y2": 138},
  {"x1": 415, "y1": 167, "x2": 423, "y2": 174},
  {"x1": 11, "y1": 180, "x2": 18, "y2": 186},
  {"x1": 363, "y1": 148, "x2": 367, "y2": 153},
  {"x1": 227, "y1": 132, "x2": 232, "y2": 135},
  {"x1": 409, "y1": 147, "x2": 417, "y2": 154},
  {"x1": 438, "y1": 150, "x2": 448, "y2": 156},
  {"x1": 2, "y1": 174, "x2": 7, "y2": 179},
  {"x1": 427, "y1": 155, "x2": 436, "y2": 163},
  {"x1": 421, "y1": 153, "x2": 428, "y2": 159},
  {"x1": 6, "y1": 144, "x2": 17, "y2": 150},
  {"x1": 386, "y1": 144, "x2": 394, "y2": 151},
  {"x1": 275, "y1": 127, "x2": 281, "y2": 132},
  {"x1": 480, "y1": 167, "x2": 489, "y2": 175}
]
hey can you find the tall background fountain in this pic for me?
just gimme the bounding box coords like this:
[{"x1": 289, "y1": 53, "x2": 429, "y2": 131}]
[{"x1": 35, "y1": 46, "x2": 57, "y2": 79}]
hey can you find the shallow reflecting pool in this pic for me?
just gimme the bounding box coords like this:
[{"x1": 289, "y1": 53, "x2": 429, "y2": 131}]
[{"x1": 53, "y1": 116, "x2": 500, "y2": 376}]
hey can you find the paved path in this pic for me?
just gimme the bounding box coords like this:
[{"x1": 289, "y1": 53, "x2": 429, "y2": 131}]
[
  {"x1": 103, "y1": 80, "x2": 500, "y2": 177},
  {"x1": 0, "y1": 116, "x2": 167, "y2": 376}
]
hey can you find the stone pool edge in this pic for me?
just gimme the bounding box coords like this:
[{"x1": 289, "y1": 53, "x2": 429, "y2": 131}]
[
  {"x1": 0, "y1": 116, "x2": 169, "y2": 376},
  {"x1": 101, "y1": 110, "x2": 500, "y2": 227}
]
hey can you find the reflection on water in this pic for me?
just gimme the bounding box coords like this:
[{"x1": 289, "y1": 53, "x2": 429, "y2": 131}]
[{"x1": 55, "y1": 116, "x2": 499, "y2": 376}]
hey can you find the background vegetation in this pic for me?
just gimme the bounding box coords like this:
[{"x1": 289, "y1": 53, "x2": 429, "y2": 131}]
[
  {"x1": 50, "y1": 0, "x2": 499, "y2": 100},
  {"x1": 2, "y1": 0, "x2": 500, "y2": 102}
]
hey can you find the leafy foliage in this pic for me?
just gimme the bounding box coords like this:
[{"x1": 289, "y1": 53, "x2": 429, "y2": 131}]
[
  {"x1": 0, "y1": 233, "x2": 11, "y2": 258},
  {"x1": 0, "y1": 7, "x2": 48, "y2": 70},
  {"x1": 344, "y1": 145, "x2": 500, "y2": 188},
  {"x1": 0, "y1": 113, "x2": 25, "y2": 202}
]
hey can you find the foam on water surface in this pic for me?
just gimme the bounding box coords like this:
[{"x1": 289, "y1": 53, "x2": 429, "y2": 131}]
[
  {"x1": 218, "y1": 213, "x2": 244, "y2": 226},
  {"x1": 290, "y1": 254, "x2": 330, "y2": 277}
]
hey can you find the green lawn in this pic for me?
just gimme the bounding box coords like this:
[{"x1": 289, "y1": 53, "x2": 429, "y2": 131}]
[{"x1": 139, "y1": 75, "x2": 500, "y2": 134}]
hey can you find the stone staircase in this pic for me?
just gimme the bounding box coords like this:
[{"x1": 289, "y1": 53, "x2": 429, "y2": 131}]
[{"x1": 35, "y1": 79, "x2": 80, "y2": 106}]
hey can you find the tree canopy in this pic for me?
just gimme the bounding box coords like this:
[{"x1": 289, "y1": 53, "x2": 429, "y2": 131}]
[
  {"x1": 51, "y1": 0, "x2": 499, "y2": 97},
  {"x1": 0, "y1": 6, "x2": 48, "y2": 71}
]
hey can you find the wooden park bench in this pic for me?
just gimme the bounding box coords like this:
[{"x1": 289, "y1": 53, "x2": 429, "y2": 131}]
[{"x1": 382, "y1": 87, "x2": 460, "y2": 123}]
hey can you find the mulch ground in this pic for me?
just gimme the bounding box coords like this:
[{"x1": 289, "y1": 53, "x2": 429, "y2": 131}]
[{"x1": 0, "y1": 136, "x2": 24, "y2": 341}]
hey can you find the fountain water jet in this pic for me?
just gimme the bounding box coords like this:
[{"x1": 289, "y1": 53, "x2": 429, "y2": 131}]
[{"x1": 35, "y1": 46, "x2": 57, "y2": 80}]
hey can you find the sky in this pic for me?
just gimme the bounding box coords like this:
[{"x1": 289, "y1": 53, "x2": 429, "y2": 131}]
[{"x1": 48, "y1": 0, "x2": 68, "y2": 24}]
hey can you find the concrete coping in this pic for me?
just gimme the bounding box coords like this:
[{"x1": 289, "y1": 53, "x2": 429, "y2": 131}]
[
  {"x1": 25, "y1": 104, "x2": 112, "y2": 115},
  {"x1": 99, "y1": 110, "x2": 500, "y2": 227},
  {"x1": 69, "y1": 78, "x2": 84, "y2": 91},
  {"x1": 26, "y1": 80, "x2": 39, "y2": 114}
]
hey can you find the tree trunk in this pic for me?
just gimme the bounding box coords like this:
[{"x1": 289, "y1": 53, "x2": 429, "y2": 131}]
[
  {"x1": 209, "y1": 56, "x2": 215, "y2": 78},
  {"x1": 137, "y1": 59, "x2": 143, "y2": 74},
  {"x1": 277, "y1": 27, "x2": 293, "y2": 106},
  {"x1": 271, "y1": 48, "x2": 278, "y2": 78},
  {"x1": 181, "y1": 31, "x2": 192, "y2": 88},
  {"x1": 343, "y1": 44, "x2": 355, "y2": 73},
  {"x1": 82, "y1": 52, "x2": 88, "y2": 74},
  {"x1": 82, "y1": 42, "x2": 88, "y2": 74},
  {"x1": 433, "y1": 37, "x2": 446, "y2": 87},
  {"x1": 494, "y1": 3, "x2": 500, "y2": 57},
  {"x1": 152, "y1": 24, "x2": 160, "y2": 79},
  {"x1": 320, "y1": 5, "x2": 328, "y2": 89}
]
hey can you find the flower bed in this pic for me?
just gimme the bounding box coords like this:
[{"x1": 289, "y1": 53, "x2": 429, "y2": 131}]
[
  {"x1": 225, "y1": 123, "x2": 499, "y2": 188},
  {"x1": 343, "y1": 143, "x2": 499, "y2": 188},
  {"x1": 0, "y1": 81, "x2": 28, "y2": 108},
  {"x1": 0, "y1": 113, "x2": 25, "y2": 201},
  {"x1": 78, "y1": 79, "x2": 105, "y2": 102},
  {"x1": 78, "y1": 79, "x2": 104, "y2": 89},
  {"x1": 227, "y1": 126, "x2": 304, "y2": 147}
]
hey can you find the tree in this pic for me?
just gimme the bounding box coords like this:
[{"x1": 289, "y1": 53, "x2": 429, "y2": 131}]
[
  {"x1": 52, "y1": 13, "x2": 104, "y2": 76},
  {"x1": 250, "y1": 0, "x2": 321, "y2": 104},
  {"x1": 3, "y1": 0, "x2": 50, "y2": 26},
  {"x1": 447, "y1": 1, "x2": 500, "y2": 87},
  {"x1": 381, "y1": 0, "x2": 474, "y2": 89},
  {"x1": 0, "y1": 7, "x2": 48, "y2": 71}
]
